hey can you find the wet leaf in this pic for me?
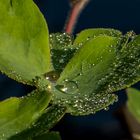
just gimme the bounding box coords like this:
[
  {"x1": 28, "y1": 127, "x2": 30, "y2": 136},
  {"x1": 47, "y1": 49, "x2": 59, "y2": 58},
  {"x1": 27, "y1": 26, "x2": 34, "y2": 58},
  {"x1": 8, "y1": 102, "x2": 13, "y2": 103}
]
[
  {"x1": 32, "y1": 132, "x2": 61, "y2": 140},
  {"x1": 53, "y1": 31, "x2": 140, "y2": 116},
  {"x1": 0, "y1": 90, "x2": 51, "y2": 140},
  {"x1": 58, "y1": 35, "x2": 120, "y2": 95},
  {"x1": 74, "y1": 28, "x2": 122, "y2": 45},
  {"x1": 9, "y1": 132, "x2": 61, "y2": 140},
  {"x1": 52, "y1": 35, "x2": 120, "y2": 115},
  {"x1": 52, "y1": 89, "x2": 117, "y2": 115},
  {"x1": 31, "y1": 30, "x2": 140, "y2": 116},
  {"x1": 0, "y1": 0, "x2": 51, "y2": 84},
  {"x1": 10, "y1": 105, "x2": 66, "y2": 139},
  {"x1": 101, "y1": 34, "x2": 140, "y2": 93},
  {"x1": 127, "y1": 88, "x2": 140, "y2": 123},
  {"x1": 50, "y1": 33, "x2": 78, "y2": 72}
]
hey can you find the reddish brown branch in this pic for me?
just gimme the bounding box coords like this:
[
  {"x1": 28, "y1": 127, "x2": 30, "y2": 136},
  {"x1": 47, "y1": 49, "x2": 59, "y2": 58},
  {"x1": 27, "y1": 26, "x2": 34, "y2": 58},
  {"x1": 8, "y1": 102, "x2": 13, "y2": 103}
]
[{"x1": 64, "y1": 0, "x2": 90, "y2": 34}]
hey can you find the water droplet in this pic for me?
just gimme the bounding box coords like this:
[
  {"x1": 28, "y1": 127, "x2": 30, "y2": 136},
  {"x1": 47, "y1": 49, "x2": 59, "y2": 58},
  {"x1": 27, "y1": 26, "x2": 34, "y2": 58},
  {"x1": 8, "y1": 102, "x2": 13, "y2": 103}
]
[
  {"x1": 79, "y1": 43, "x2": 83, "y2": 47},
  {"x1": 15, "y1": 131, "x2": 18, "y2": 134},
  {"x1": 47, "y1": 85, "x2": 52, "y2": 91},
  {"x1": 86, "y1": 37, "x2": 90, "y2": 41},
  {"x1": 61, "y1": 87, "x2": 68, "y2": 92},
  {"x1": 44, "y1": 71, "x2": 60, "y2": 83},
  {"x1": 56, "y1": 80, "x2": 78, "y2": 94},
  {"x1": 104, "y1": 107, "x2": 109, "y2": 111},
  {"x1": 59, "y1": 58, "x2": 64, "y2": 63}
]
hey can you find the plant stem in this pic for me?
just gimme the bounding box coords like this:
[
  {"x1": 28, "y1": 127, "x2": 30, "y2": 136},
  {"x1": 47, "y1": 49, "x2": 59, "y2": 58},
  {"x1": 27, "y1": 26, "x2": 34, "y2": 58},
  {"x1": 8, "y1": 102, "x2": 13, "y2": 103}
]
[{"x1": 64, "y1": 0, "x2": 90, "y2": 34}]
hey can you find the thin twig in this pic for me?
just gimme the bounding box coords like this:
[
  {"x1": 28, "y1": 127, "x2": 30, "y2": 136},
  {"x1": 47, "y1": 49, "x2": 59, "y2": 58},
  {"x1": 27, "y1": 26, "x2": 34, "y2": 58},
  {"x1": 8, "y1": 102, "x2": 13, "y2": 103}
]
[{"x1": 64, "y1": 0, "x2": 90, "y2": 34}]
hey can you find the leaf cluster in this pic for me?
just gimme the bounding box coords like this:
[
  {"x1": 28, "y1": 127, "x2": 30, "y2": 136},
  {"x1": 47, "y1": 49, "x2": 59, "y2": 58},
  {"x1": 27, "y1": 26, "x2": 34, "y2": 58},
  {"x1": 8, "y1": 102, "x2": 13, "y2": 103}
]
[{"x1": 0, "y1": 0, "x2": 140, "y2": 139}]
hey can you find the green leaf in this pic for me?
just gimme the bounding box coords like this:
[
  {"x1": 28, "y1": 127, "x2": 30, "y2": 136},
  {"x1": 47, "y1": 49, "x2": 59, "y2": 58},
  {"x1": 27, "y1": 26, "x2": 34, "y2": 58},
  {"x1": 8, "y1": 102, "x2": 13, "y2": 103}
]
[
  {"x1": 58, "y1": 35, "x2": 120, "y2": 94},
  {"x1": 32, "y1": 132, "x2": 61, "y2": 140},
  {"x1": 10, "y1": 105, "x2": 66, "y2": 139},
  {"x1": 48, "y1": 31, "x2": 140, "y2": 116},
  {"x1": 127, "y1": 88, "x2": 140, "y2": 123},
  {"x1": 9, "y1": 132, "x2": 61, "y2": 140},
  {"x1": 0, "y1": 90, "x2": 52, "y2": 140},
  {"x1": 0, "y1": 0, "x2": 51, "y2": 84},
  {"x1": 101, "y1": 34, "x2": 140, "y2": 93},
  {"x1": 74, "y1": 28, "x2": 122, "y2": 45},
  {"x1": 50, "y1": 33, "x2": 78, "y2": 72},
  {"x1": 52, "y1": 35, "x2": 120, "y2": 115},
  {"x1": 25, "y1": 105, "x2": 66, "y2": 137}
]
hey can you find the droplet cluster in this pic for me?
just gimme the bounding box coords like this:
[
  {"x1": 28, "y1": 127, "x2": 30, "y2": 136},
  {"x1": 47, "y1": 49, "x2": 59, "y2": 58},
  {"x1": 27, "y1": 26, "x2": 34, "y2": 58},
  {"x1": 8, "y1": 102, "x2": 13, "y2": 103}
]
[
  {"x1": 95, "y1": 33, "x2": 140, "y2": 94},
  {"x1": 32, "y1": 75, "x2": 51, "y2": 91},
  {"x1": 75, "y1": 28, "x2": 122, "y2": 46},
  {"x1": 50, "y1": 33, "x2": 73, "y2": 49},
  {"x1": 30, "y1": 31, "x2": 140, "y2": 118},
  {"x1": 108, "y1": 36, "x2": 140, "y2": 90},
  {"x1": 53, "y1": 92, "x2": 118, "y2": 116},
  {"x1": 50, "y1": 33, "x2": 79, "y2": 72},
  {"x1": 1, "y1": 69, "x2": 26, "y2": 84}
]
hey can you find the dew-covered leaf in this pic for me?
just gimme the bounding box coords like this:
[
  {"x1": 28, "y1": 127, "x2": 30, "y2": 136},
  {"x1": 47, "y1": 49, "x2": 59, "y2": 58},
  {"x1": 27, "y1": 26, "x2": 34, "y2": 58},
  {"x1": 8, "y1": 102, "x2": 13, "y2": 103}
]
[
  {"x1": 0, "y1": 0, "x2": 51, "y2": 84},
  {"x1": 32, "y1": 132, "x2": 61, "y2": 140},
  {"x1": 101, "y1": 34, "x2": 140, "y2": 93},
  {"x1": 127, "y1": 88, "x2": 140, "y2": 123},
  {"x1": 10, "y1": 105, "x2": 66, "y2": 139},
  {"x1": 52, "y1": 35, "x2": 120, "y2": 115},
  {"x1": 74, "y1": 28, "x2": 122, "y2": 45},
  {"x1": 50, "y1": 33, "x2": 78, "y2": 72},
  {"x1": 52, "y1": 89, "x2": 117, "y2": 115},
  {"x1": 0, "y1": 90, "x2": 51, "y2": 140},
  {"x1": 50, "y1": 33, "x2": 75, "y2": 50},
  {"x1": 58, "y1": 35, "x2": 120, "y2": 95},
  {"x1": 9, "y1": 132, "x2": 61, "y2": 140},
  {"x1": 50, "y1": 32, "x2": 140, "y2": 116}
]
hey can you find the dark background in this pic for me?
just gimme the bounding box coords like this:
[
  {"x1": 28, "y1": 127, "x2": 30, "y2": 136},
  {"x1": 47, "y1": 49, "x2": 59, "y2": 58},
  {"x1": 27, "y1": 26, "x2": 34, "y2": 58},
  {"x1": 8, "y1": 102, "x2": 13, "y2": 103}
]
[{"x1": 1, "y1": 0, "x2": 140, "y2": 139}]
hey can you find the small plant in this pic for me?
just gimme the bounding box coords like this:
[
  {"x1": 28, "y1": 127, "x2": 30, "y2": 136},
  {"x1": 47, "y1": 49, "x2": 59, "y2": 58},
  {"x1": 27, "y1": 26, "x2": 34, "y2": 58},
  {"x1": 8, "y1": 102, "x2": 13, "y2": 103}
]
[{"x1": 0, "y1": 0, "x2": 140, "y2": 139}]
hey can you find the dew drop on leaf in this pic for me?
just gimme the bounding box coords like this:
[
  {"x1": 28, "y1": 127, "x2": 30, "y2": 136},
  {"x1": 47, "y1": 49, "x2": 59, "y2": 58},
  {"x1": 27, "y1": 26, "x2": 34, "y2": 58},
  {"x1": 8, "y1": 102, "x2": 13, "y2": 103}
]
[
  {"x1": 53, "y1": 90, "x2": 118, "y2": 116},
  {"x1": 59, "y1": 58, "x2": 65, "y2": 64},
  {"x1": 44, "y1": 71, "x2": 60, "y2": 83},
  {"x1": 49, "y1": 33, "x2": 80, "y2": 72},
  {"x1": 56, "y1": 80, "x2": 78, "y2": 94},
  {"x1": 104, "y1": 107, "x2": 109, "y2": 111}
]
